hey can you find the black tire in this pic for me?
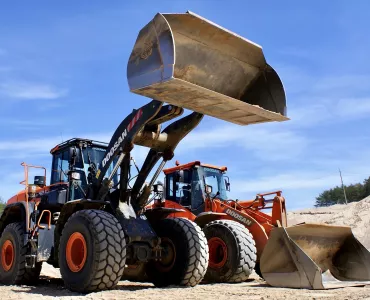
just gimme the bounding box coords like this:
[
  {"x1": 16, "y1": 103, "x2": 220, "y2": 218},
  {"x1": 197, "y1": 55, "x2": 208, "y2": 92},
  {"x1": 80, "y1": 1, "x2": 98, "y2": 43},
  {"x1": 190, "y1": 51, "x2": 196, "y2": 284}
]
[
  {"x1": 121, "y1": 263, "x2": 148, "y2": 282},
  {"x1": 59, "y1": 209, "x2": 126, "y2": 293},
  {"x1": 203, "y1": 220, "x2": 256, "y2": 283},
  {"x1": 0, "y1": 222, "x2": 42, "y2": 285},
  {"x1": 146, "y1": 218, "x2": 209, "y2": 287}
]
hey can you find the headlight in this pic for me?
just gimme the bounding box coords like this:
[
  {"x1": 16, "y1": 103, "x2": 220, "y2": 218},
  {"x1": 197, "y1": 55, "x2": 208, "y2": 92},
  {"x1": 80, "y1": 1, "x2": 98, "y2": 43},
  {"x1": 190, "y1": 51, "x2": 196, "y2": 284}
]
[
  {"x1": 71, "y1": 172, "x2": 81, "y2": 180},
  {"x1": 27, "y1": 184, "x2": 37, "y2": 198},
  {"x1": 28, "y1": 185, "x2": 37, "y2": 193}
]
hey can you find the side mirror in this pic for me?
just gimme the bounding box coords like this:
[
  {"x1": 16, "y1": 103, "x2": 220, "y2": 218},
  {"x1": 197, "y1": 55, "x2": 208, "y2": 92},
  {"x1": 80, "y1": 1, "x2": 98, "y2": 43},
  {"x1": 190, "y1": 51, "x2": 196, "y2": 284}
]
[
  {"x1": 205, "y1": 184, "x2": 213, "y2": 195},
  {"x1": 225, "y1": 179, "x2": 231, "y2": 191},
  {"x1": 224, "y1": 176, "x2": 231, "y2": 191}
]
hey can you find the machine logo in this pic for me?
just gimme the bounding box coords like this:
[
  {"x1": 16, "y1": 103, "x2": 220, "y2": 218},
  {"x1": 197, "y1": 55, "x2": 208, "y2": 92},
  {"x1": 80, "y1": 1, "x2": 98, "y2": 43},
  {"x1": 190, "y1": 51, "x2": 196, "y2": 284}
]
[
  {"x1": 224, "y1": 208, "x2": 253, "y2": 226},
  {"x1": 102, "y1": 109, "x2": 143, "y2": 168}
]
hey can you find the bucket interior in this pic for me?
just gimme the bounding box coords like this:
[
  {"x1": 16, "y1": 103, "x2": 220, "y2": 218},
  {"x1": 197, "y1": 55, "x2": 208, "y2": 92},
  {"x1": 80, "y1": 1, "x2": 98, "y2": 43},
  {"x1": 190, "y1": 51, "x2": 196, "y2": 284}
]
[{"x1": 261, "y1": 224, "x2": 370, "y2": 289}]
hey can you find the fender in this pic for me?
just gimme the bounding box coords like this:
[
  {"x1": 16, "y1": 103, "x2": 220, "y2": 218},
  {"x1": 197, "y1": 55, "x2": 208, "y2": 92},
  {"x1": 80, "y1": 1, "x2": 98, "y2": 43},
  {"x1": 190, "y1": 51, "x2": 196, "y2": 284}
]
[
  {"x1": 56, "y1": 199, "x2": 108, "y2": 232},
  {"x1": 194, "y1": 212, "x2": 227, "y2": 228},
  {"x1": 144, "y1": 207, "x2": 186, "y2": 223},
  {"x1": 0, "y1": 202, "x2": 30, "y2": 244},
  {"x1": 52, "y1": 199, "x2": 108, "y2": 266}
]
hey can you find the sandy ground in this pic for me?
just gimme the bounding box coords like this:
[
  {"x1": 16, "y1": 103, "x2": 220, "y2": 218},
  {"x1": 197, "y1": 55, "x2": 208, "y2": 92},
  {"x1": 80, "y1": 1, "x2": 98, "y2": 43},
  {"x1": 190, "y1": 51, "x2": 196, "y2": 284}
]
[{"x1": 2, "y1": 196, "x2": 370, "y2": 300}]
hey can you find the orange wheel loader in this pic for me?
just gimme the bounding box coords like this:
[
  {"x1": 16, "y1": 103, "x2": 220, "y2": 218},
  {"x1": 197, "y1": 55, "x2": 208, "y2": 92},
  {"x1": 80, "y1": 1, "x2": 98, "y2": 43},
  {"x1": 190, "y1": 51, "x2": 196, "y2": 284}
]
[
  {"x1": 142, "y1": 161, "x2": 370, "y2": 289},
  {"x1": 0, "y1": 11, "x2": 289, "y2": 292}
]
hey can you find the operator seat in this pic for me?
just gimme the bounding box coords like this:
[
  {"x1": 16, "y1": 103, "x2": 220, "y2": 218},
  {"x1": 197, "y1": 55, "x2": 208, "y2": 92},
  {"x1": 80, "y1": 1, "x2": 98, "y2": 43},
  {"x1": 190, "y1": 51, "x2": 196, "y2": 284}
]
[{"x1": 181, "y1": 184, "x2": 191, "y2": 206}]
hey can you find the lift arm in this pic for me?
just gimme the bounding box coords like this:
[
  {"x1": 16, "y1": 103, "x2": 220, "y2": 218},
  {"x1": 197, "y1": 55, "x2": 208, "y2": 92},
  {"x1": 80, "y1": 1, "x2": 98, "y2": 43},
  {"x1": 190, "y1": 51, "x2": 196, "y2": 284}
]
[
  {"x1": 131, "y1": 111, "x2": 204, "y2": 211},
  {"x1": 87, "y1": 99, "x2": 203, "y2": 216}
]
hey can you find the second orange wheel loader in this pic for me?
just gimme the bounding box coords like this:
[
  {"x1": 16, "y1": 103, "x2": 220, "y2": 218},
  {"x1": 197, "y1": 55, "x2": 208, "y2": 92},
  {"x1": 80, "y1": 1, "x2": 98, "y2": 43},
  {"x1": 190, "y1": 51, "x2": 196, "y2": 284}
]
[{"x1": 143, "y1": 161, "x2": 370, "y2": 289}]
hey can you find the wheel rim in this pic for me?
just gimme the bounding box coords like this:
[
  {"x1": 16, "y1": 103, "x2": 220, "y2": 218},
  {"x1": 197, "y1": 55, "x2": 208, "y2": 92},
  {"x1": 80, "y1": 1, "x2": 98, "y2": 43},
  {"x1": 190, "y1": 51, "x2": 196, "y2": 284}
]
[
  {"x1": 156, "y1": 238, "x2": 176, "y2": 272},
  {"x1": 66, "y1": 232, "x2": 87, "y2": 272},
  {"x1": 1, "y1": 240, "x2": 14, "y2": 271},
  {"x1": 208, "y1": 237, "x2": 228, "y2": 269}
]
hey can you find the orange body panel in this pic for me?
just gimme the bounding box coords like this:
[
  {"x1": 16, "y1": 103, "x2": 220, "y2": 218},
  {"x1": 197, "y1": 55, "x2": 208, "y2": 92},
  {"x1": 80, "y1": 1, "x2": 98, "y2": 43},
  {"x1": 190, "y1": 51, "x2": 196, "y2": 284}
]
[
  {"x1": 7, "y1": 183, "x2": 67, "y2": 205},
  {"x1": 147, "y1": 200, "x2": 196, "y2": 221},
  {"x1": 152, "y1": 193, "x2": 286, "y2": 261}
]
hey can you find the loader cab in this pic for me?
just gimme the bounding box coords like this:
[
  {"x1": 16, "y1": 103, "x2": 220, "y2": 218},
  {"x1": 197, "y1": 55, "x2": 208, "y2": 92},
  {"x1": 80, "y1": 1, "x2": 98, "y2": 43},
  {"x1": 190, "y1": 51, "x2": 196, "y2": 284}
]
[
  {"x1": 163, "y1": 161, "x2": 230, "y2": 215},
  {"x1": 50, "y1": 138, "x2": 119, "y2": 199}
]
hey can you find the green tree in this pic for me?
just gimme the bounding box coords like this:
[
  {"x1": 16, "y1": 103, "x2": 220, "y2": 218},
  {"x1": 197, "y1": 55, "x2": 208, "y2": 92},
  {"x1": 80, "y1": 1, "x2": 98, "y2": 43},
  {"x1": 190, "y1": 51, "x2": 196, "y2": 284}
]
[
  {"x1": 362, "y1": 176, "x2": 370, "y2": 199},
  {"x1": 315, "y1": 186, "x2": 344, "y2": 207},
  {"x1": 0, "y1": 196, "x2": 5, "y2": 214},
  {"x1": 315, "y1": 176, "x2": 370, "y2": 207}
]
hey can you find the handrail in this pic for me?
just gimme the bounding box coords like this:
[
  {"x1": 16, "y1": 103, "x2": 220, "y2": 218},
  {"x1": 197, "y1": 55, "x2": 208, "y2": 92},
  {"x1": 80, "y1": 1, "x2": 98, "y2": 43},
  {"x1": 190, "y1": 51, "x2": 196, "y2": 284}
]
[
  {"x1": 20, "y1": 162, "x2": 47, "y2": 231},
  {"x1": 37, "y1": 210, "x2": 52, "y2": 230}
]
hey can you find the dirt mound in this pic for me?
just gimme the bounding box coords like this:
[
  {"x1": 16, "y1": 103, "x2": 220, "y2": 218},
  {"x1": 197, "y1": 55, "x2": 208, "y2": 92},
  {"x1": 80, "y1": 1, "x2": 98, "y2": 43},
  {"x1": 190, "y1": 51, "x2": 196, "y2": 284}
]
[{"x1": 288, "y1": 195, "x2": 370, "y2": 248}]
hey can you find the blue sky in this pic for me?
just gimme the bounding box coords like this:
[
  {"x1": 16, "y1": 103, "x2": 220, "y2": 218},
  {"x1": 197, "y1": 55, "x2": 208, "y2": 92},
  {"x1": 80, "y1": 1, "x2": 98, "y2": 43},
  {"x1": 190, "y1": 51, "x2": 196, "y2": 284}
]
[{"x1": 1, "y1": 1, "x2": 370, "y2": 210}]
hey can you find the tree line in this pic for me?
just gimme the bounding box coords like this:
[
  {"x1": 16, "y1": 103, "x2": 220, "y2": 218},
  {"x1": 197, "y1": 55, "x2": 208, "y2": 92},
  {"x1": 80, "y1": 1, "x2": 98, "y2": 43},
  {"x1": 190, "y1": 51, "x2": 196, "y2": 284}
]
[
  {"x1": 315, "y1": 176, "x2": 370, "y2": 207},
  {"x1": 0, "y1": 197, "x2": 4, "y2": 213}
]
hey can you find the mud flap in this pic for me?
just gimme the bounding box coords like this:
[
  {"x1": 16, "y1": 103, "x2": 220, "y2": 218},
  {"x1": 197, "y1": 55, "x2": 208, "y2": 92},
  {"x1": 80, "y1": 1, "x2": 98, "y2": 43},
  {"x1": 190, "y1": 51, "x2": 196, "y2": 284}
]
[
  {"x1": 260, "y1": 223, "x2": 370, "y2": 289},
  {"x1": 127, "y1": 11, "x2": 288, "y2": 126}
]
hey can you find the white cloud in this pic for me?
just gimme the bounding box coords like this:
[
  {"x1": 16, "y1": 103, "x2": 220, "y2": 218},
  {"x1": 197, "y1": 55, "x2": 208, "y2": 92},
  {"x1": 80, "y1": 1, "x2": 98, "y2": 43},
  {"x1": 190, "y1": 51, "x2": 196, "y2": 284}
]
[
  {"x1": 0, "y1": 118, "x2": 62, "y2": 131},
  {"x1": 335, "y1": 97, "x2": 370, "y2": 117},
  {"x1": 0, "y1": 82, "x2": 68, "y2": 100},
  {"x1": 230, "y1": 171, "x2": 342, "y2": 194},
  {"x1": 177, "y1": 123, "x2": 308, "y2": 161},
  {"x1": 312, "y1": 75, "x2": 370, "y2": 94},
  {"x1": 226, "y1": 145, "x2": 370, "y2": 208},
  {"x1": 287, "y1": 96, "x2": 370, "y2": 129}
]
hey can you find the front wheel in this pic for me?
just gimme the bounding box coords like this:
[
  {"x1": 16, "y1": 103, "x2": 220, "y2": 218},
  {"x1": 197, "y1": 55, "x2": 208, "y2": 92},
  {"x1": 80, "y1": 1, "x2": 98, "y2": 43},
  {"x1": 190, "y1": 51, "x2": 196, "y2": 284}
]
[
  {"x1": 146, "y1": 218, "x2": 209, "y2": 287},
  {"x1": 59, "y1": 210, "x2": 126, "y2": 293},
  {"x1": 203, "y1": 220, "x2": 257, "y2": 283}
]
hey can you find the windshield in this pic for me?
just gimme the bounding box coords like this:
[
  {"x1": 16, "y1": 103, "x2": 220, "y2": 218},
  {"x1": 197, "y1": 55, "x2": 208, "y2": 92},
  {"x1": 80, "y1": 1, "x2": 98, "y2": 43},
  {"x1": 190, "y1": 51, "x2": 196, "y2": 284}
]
[
  {"x1": 51, "y1": 146, "x2": 118, "y2": 186},
  {"x1": 201, "y1": 167, "x2": 228, "y2": 201},
  {"x1": 81, "y1": 147, "x2": 118, "y2": 185}
]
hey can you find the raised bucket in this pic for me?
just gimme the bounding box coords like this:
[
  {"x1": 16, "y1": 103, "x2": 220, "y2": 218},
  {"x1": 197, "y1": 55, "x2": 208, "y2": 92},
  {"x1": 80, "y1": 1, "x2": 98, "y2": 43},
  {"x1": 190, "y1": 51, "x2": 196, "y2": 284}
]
[{"x1": 127, "y1": 11, "x2": 288, "y2": 126}]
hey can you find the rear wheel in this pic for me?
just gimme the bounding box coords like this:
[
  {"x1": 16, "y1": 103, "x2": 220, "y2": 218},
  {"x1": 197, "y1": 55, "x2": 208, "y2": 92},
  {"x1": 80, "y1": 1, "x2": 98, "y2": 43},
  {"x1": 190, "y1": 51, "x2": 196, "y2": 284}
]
[
  {"x1": 59, "y1": 210, "x2": 126, "y2": 293},
  {"x1": 146, "y1": 218, "x2": 209, "y2": 287},
  {"x1": 203, "y1": 220, "x2": 256, "y2": 283},
  {"x1": 0, "y1": 222, "x2": 42, "y2": 285}
]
